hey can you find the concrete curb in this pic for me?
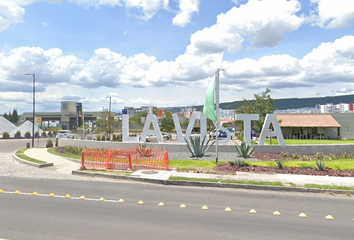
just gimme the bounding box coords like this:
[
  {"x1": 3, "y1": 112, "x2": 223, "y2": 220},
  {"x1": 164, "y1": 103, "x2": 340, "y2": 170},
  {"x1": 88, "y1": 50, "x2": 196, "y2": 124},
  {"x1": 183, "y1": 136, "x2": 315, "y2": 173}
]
[
  {"x1": 71, "y1": 170, "x2": 354, "y2": 195},
  {"x1": 12, "y1": 153, "x2": 54, "y2": 168}
]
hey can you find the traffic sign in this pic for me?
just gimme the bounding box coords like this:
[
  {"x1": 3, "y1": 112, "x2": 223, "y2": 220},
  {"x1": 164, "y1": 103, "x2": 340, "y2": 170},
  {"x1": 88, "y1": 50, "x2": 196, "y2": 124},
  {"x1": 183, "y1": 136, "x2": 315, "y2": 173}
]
[{"x1": 36, "y1": 117, "x2": 41, "y2": 125}]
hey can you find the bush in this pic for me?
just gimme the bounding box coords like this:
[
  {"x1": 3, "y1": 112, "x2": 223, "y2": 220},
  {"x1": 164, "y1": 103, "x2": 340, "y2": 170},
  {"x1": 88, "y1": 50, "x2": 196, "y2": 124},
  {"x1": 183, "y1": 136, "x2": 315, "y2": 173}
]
[
  {"x1": 316, "y1": 160, "x2": 325, "y2": 171},
  {"x1": 184, "y1": 135, "x2": 215, "y2": 158},
  {"x1": 15, "y1": 131, "x2": 21, "y2": 138},
  {"x1": 25, "y1": 131, "x2": 31, "y2": 138},
  {"x1": 2, "y1": 132, "x2": 9, "y2": 139},
  {"x1": 47, "y1": 131, "x2": 53, "y2": 137},
  {"x1": 235, "y1": 142, "x2": 255, "y2": 159},
  {"x1": 101, "y1": 135, "x2": 106, "y2": 141},
  {"x1": 64, "y1": 145, "x2": 83, "y2": 155},
  {"x1": 46, "y1": 139, "x2": 53, "y2": 148},
  {"x1": 136, "y1": 143, "x2": 153, "y2": 157},
  {"x1": 96, "y1": 135, "x2": 101, "y2": 141},
  {"x1": 41, "y1": 131, "x2": 47, "y2": 137},
  {"x1": 35, "y1": 132, "x2": 39, "y2": 138},
  {"x1": 275, "y1": 159, "x2": 283, "y2": 169}
]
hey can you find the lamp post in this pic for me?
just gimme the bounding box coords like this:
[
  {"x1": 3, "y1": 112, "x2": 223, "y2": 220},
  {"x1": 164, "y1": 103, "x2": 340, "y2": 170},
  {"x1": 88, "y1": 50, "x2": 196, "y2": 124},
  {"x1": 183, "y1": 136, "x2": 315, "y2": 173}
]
[
  {"x1": 25, "y1": 73, "x2": 35, "y2": 148},
  {"x1": 106, "y1": 96, "x2": 112, "y2": 139}
]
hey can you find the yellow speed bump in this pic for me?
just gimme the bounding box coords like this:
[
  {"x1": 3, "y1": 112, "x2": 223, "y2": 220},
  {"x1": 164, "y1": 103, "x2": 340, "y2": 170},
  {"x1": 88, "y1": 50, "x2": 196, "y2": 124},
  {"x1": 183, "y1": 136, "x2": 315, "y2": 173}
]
[
  {"x1": 49, "y1": 193, "x2": 55, "y2": 197},
  {"x1": 32, "y1": 191, "x2": 39, "y2": 196},
  {"x1": 65, "y1": 194, "x2": 71, "y2": 198},
  {"x1": 0, "y1": 189, "x2": 3, "y2": 193},
  {"x1": 118, "y1": 199, "x2": 125, "y2": 203},
  {"x1": 273, "y1": 211, "x2": 281, "y2": 216},
  {"x1": 79, "y1": 196, "x2": 86, "y2": 200},
  {"x1": 299, "y1": 213, "x2": 308, "y2": 218},
  {"x1": 249, "y1": 209, "x2": 257, "y2": 214},
  {"x1": 158, "y1": 202, "x2": 165, "y2": 207},
  {"x1": 180, "y1": 204, "x2": 186, "y2": 209},
  {"x1": 14, "y1": 190, "x2": 21, "y2": 194},
  {"x1": 225, "y1": 207, "x2": 232, "y2": 212},
  {"x1": 325, "y1": 215, "x2": 335, "y2": 220},
  {"x1": 99, "y1": 197, "x2": 105, "y2": 202},
  {"x1": 201, "y1": 205, "x2": 209, "y2": 210},
  {"x1": 138, "y1": 200, "x2": 144, "y2": 205}
]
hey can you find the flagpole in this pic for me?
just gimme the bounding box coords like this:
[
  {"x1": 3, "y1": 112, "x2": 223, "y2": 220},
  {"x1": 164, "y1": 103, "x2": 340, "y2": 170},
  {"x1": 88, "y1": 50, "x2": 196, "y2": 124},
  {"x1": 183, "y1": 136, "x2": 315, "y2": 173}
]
[{"x1": 215, "y1": 69, "x2": 220, "y2": 163}]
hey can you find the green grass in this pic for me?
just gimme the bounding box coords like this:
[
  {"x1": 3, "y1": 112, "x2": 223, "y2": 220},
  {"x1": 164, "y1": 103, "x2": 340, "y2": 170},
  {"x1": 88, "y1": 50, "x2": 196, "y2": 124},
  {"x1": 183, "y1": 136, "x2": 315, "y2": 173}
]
[
  {"x1": 47, "y1": 148, "x2": 81, "y2": 160},
  {"x1": 265, "y1": 139, "x2": 354, "y2": 145},
  {"x1": 169, "y1": 159, "x2": 227, "y2": 171},
  {"x1": 303, "y1": 184, "x2": 354, "y2": 191},
  {"x1": 16, "y1": 148, "x2": 46, "y2": 164},
  {"x1": 245, "y1": 159, "x2": 354, "y2": 170},
  {"x1": 169, "y1": 176, "x2": 283, "y2": 186}
]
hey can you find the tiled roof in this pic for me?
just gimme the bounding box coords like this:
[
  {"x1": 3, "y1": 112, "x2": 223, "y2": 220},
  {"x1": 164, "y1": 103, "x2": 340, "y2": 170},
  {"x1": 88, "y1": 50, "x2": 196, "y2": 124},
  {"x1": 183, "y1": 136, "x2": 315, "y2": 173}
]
[{"x1": 276, "y1": 114, "x2": 341, "y2": 127}]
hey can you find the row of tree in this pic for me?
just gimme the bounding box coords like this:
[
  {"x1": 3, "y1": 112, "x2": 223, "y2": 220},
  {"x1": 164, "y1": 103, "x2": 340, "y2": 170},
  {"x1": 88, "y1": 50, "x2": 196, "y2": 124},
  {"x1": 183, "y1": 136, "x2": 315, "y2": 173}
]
[{"x1": 3, "y1": 109, "x2": 19, "y2": 124}]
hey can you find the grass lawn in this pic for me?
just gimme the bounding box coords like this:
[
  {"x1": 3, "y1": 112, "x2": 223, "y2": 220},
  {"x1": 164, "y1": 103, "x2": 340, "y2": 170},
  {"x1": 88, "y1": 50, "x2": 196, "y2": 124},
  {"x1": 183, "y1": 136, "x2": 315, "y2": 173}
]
[
  {"x1": 16, "y1": 148, "x2": 46, "y2": 164},
  {"x1": 169, "y1": 159, "x2": 226, "y2": 171},
  {"x1": 244, "y1": 159, "x2": 354, "y2": 170},
  {"x1": 264, "y1": 139, "x2": 354, "y2": 145}
]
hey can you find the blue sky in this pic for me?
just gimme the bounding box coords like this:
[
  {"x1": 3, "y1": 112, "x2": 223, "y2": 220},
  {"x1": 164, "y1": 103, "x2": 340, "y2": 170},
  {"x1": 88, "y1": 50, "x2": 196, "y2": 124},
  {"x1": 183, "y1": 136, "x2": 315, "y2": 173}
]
[{"x1": 1, "y1": 0, "x2": 354, "y2": 114}]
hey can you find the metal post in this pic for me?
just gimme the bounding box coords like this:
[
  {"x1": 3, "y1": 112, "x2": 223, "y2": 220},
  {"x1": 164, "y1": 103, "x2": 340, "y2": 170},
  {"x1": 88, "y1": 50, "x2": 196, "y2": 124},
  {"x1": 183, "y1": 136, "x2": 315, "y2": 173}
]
[
  {"x1": 215, "y1": 69, "x2": 219, "y2": 163},
  {"x1": 26, "y1": 73, "x2": 35, "y2": 148},
  {"x1": 83, "y1": 110, "x2": 85, "y2": 140}
]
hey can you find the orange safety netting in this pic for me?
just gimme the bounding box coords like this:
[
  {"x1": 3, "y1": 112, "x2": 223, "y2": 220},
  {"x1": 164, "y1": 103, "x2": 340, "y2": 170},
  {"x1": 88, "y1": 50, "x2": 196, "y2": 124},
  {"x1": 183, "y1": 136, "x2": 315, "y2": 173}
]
[{"x1": 81, "y1": 145, "x2": 169, "y2": 171}]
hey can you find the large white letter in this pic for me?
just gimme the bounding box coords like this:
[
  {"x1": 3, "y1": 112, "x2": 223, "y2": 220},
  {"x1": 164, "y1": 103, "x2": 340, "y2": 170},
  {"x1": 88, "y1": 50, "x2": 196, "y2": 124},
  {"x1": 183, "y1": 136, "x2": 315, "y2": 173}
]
[
  {"x1": 258, "y1": 114, "x2": 285, "y2": 146},
  {"x1": 235, "y1": 114, "x2": 259, "y2": 146},
  {"x1": 122, "y1": 114, "x2": 139, "y2": 143},
  {"x1": 173, "y1": 112, "x2": 207, "y2": 143},
  {"x1": 139, "y1": 114, "x2": 163, "y2": 143}
]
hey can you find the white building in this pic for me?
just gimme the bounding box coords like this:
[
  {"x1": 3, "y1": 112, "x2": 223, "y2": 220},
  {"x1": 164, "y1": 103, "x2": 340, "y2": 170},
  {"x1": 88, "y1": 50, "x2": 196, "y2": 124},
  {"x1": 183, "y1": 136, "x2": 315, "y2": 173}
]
[{"x1": 320, "y1": 103, "x2": 354, "y2": 113}]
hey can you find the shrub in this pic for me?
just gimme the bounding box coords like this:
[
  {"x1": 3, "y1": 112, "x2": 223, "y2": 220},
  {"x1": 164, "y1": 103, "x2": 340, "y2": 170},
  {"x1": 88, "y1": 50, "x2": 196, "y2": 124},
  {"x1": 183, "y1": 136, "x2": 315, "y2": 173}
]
[
  {"x1": 46, "y1": 139, "x2": 53, "y2": 148},
  {"x1": 112, "y1": 134, "x2": 117, "y2": 140},
  {"x1": 25, "y1": 131, "x2": 31, "y2": 138},
  {"x1": 96, "y1": 135, "x2": 101, "y2": 141},
  {"x1": 35, "y1": 132, "x2": 39, "y2": 138},
  {"x1": 136, "y1": 143, "x2": 153, "y2": 157},
  {"x1": 316, "y1": 160, "x2": 325, "y2": 171},
  {"x1": 275, "y1": 159, "x2": 283, "y2": 169},
  {"x1": 235, "y1": 159, "x2": 243, "y2": 167},
  {"x1": 184, "y1": 135, "x2": 215, "y2": 158},
  {"x1": 234, "y1": 142, "x2": 255, "y2": 159},
  {"x1": 15, "y1": 131, "x2": 21, "y2": 138},
  {"x1": 280, "y1": 151, "x2": 288, "y2": 158},
  {"x1": 2, "y1": 132, "x2": 9, "y2": 139},
  {"x1": 41, "y1": 131, "x2": 47, "y2": 137},
  {"x1": 101, "y1": 135, "x2": 106, "y2": 141},
  {"x1": 64, "y1": 145, "x2": 83, "y2": 155},
  {"x1": 47, "y1": 131, "x2": 53, "y2": 137}
]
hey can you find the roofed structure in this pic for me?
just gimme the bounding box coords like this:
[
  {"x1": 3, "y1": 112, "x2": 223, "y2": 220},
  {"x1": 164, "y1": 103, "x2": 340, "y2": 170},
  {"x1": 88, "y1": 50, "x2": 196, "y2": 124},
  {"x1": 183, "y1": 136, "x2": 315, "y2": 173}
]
[{"x1": 277, "y1": 114, "x2": 341, "y2": 128}]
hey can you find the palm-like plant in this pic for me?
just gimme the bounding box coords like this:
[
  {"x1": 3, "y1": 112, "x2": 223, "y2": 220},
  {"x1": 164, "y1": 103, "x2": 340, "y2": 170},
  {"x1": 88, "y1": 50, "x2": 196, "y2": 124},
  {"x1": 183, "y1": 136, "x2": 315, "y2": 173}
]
[
  {"x1": 184, "y1": 135, "x2": 215, "y2": 158},
  {"x1": 235, "y1": 142, "x2": 255, "y2": 159}
]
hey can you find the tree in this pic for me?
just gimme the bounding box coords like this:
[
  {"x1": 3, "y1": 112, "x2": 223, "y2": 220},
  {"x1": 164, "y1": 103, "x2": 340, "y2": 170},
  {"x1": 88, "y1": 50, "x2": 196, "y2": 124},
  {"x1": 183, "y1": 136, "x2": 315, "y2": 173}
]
[
  {"x1": 235, "y1": 88, "x2": 276, "y2": 133},
  {"x1": 12, "y1": 109, "x2": 19, "y2": 124},
  {"x1": 96, "y1": 110, "x2": 116, "y2": 136},
  {"x1": 160, "y1": 111, "x2": 174, "y2": 132},
  {"x1": 129, "y1": 112, "x2": 146, "y2": 124},
  {"x1": 180, "y1": 119, "x2": 189, "y2": 129}
]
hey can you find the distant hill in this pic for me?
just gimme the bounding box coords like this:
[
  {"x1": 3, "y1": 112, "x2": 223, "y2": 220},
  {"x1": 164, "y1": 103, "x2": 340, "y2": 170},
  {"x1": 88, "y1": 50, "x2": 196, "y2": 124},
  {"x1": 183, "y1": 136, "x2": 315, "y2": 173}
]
[{"x1": 163, "y1": 94, "x2": 354, "y2": 112}]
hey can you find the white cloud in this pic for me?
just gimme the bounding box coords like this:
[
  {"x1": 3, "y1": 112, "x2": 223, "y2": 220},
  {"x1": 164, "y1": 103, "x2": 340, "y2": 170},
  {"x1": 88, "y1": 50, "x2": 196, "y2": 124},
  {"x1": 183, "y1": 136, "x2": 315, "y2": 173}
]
[
  {"x1": 310, "y1": 0, "x2": 354, "y2": 29},
  {"x1": 0, "y1": 0, "x2": 25, "y2": 32},
  {"x1": 69, "y1": 0, "x2": 169, "y2": 21},
  {"x1": 172, "y1": 0, "x2": 199, "y2": 27},
  {"x1": 186, "y1": 0, "x2": 303, "y2": 55},
  {"x1": 42, "y1": 22, "x2": 50, "y2": 27}
]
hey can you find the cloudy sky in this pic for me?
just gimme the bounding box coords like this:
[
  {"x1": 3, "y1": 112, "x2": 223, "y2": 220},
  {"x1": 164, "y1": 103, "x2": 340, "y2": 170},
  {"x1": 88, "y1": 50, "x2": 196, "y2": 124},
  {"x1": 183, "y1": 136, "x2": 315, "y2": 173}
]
[{"x1": 0, "y1": 0, "x2": 354, "y2": 114}]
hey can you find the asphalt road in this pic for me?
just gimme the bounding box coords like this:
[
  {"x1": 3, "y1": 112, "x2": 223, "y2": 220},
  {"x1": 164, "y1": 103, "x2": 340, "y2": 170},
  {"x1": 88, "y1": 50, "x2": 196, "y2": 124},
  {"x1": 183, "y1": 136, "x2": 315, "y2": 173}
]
[{"x1": 1, "y1": 176, "x2": 354, "y2": 240}]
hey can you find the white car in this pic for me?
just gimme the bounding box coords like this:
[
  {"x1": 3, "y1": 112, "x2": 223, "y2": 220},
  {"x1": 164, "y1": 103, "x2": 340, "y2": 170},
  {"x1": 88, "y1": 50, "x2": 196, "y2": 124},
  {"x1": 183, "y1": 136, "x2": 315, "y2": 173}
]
[{"x1": 56, "y1": 130, "x2": 75, "y2": 139}]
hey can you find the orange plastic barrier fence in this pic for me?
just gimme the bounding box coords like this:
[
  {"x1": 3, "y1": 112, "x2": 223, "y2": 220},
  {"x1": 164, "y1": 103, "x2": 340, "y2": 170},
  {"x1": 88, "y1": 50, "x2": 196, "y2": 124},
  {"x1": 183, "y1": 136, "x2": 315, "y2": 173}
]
[{"x1": 81, "y1": 145, "x2": 169, "y2": 171}]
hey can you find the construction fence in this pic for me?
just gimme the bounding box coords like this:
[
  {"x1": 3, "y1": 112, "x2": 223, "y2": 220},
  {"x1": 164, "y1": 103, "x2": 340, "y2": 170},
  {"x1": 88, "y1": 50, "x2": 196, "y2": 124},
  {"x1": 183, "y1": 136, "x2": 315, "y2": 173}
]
[{"x1": 81, "y1": 145, "x2": 169, "y2": 171}]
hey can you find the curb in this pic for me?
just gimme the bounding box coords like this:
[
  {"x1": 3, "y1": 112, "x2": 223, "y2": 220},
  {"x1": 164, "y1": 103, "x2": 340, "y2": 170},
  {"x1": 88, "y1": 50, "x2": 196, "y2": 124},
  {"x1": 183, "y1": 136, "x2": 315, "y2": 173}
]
[
  {"x1": 12, "y1": 153, "x2": 54, "y2": 168},
  {"x1": 71, "y1": 170, "x2": 354, "y2": 195}
]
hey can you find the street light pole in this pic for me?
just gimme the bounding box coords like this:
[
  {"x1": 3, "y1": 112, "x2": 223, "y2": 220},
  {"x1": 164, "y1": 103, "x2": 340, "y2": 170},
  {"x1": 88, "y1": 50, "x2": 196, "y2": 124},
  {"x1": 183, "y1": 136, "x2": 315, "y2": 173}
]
[
  {"x1": 25, "y1": 73, "x2": 35, "y2": 148},
  {"x1": 106, "y1": 96, "x2": 112, "y2": 139}
]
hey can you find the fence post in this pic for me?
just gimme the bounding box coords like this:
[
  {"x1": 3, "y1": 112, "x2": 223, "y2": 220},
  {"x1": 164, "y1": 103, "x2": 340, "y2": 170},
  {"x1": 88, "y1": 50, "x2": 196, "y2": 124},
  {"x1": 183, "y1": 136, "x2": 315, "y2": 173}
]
[
  {"x1": 81, "y1": 150, "x2": 85, "y2": 170},
  {"x1": 106, "y1": 149, "x2": 112, "y2": 169},
  {"x1": 128, "y1": 153, "x2": 132, "y2": 170}
]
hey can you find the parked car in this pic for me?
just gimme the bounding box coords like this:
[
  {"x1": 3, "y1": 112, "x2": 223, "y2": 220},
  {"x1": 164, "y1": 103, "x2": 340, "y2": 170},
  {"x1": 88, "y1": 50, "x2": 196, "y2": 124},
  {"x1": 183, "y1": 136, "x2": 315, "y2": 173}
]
[
  {"x1": 162, "y1": 132, "x2": 172, "y2": 140},
  {"x1": 209, "y1": 129, "x2": 232, "y2": 139},
  {"x1": 56, "y1": 130, "x2": 75, "y2": 139}
]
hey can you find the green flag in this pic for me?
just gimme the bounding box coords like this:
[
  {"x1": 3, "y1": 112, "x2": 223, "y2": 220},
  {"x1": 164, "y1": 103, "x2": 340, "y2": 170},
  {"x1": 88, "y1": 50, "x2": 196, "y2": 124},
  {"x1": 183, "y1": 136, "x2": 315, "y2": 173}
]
[{"x1": 203, "y1": 78, "x2": 216, "y2": 122}]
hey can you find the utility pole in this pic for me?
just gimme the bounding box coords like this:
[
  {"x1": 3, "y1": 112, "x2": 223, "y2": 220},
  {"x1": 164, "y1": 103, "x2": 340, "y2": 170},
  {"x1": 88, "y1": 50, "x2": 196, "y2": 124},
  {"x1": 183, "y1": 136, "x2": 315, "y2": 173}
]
[{"x1": 215, "y1": 68, "x2": 224, "y2": 163}]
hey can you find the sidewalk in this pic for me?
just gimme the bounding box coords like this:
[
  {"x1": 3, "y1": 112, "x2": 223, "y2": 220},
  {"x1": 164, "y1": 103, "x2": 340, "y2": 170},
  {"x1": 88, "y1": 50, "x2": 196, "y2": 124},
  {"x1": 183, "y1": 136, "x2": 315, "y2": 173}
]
[{"x1": 22, "y1": 148, "x2": 354, "y2": 189}]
